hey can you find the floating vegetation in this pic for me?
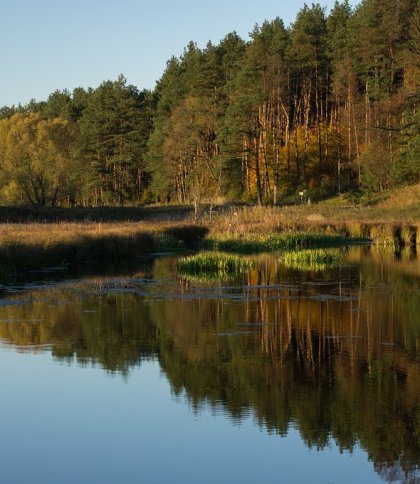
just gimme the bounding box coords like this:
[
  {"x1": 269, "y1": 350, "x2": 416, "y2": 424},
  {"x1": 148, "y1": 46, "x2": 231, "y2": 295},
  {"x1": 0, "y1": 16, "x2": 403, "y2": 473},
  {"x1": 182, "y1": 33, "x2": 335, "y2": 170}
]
[
  {"x1": 177, "y1": 253, "x2": 255, "y2": 279},
  {"x1": 178, "y1": 272, "x2": 233, "y2": 283},
  {"x1": 280, "y1": 249, "x2": 343, "y2": 271},
  {"x1": 203, "y1": 233, "x2": 351, "y2": 254}
]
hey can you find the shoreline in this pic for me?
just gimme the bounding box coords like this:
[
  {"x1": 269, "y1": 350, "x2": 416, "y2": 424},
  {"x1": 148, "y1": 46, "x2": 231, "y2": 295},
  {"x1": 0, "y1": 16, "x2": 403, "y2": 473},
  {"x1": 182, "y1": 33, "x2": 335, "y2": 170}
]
[{"x1": 0, "y1": 203, "x2": 418, "y2": 281}]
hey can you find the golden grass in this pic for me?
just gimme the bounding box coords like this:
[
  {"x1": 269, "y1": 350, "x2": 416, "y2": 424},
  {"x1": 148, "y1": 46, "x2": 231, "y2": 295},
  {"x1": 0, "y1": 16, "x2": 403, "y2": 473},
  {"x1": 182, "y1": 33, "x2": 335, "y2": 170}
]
[
  {"x1": 0, "y1": 221, "x2": 159, "y2": 246},
  {"x1": 0, "y1": 221, "x2": 208, "y2": 277},
  {"x1": 1, "y1": 204, "x2": 418, "y2": 252},
  {"x1": 0, "y1": 221, "x2": 208, "y2": 247},
  {"x1": 208, "y1": 203, "x2": 419, "y2": 235},
  {"x1": 370, "y1": 184, "x2": 420, "y2": 209}
]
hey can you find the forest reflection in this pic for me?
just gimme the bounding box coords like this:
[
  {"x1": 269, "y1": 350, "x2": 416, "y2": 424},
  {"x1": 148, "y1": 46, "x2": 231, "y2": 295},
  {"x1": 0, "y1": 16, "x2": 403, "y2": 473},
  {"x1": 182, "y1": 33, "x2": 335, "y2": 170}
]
[{"x1": 0, "y1": 249, "x2": 418, "y2": 481}]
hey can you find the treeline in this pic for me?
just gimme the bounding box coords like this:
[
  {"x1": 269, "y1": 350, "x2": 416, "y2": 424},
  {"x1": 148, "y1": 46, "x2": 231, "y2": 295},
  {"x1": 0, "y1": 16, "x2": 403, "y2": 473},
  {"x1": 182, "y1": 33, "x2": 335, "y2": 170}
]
[
  {"x1": 0, "y1": 0, "x2": 419, "y2": 207},
  {"x1": 0, "y1": 79, "x2": 154, "y2": 206}
]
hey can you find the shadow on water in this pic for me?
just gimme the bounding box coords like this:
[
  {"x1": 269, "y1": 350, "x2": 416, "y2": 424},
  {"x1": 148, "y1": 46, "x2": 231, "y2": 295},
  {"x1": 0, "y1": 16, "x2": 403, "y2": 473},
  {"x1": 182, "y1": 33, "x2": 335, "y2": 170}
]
[{"x1": 0, "y1": 248, "x2": 418, "y2": 481}]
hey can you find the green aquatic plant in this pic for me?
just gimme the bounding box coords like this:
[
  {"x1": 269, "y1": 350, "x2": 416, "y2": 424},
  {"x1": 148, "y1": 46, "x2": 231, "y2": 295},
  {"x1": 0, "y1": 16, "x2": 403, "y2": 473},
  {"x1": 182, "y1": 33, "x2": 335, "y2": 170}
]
[
  {"x1": 177, "y1": 253, "x2": 255, "y2": 277},
  {"x1": 280, "y1": 249, "x2": 342, "y2": 271},
  {"x1": 179, "y1": 272, "x2": 235, "y2": 283}
]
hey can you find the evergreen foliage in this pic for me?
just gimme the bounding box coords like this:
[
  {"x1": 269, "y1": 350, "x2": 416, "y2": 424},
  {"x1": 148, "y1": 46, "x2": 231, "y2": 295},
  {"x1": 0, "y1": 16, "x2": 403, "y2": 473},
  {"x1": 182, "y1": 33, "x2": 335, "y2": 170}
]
[{"x1": 0, "y1": 0, "x2": 418, "y2": 207}]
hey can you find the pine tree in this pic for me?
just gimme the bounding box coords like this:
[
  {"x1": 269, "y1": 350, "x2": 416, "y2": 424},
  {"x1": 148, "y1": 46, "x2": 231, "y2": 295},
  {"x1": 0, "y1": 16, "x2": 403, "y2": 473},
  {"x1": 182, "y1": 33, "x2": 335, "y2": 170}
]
[{"x1": 78, "y1": 76, "x2": 153, "y2": 205}]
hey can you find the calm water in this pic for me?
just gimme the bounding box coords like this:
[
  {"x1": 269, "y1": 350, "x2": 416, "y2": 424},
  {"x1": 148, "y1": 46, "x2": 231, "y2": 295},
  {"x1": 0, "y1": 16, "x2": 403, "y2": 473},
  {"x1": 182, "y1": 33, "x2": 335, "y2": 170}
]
[{"x1": 0, "y1": 248, "x2": 419, "y2": 484}]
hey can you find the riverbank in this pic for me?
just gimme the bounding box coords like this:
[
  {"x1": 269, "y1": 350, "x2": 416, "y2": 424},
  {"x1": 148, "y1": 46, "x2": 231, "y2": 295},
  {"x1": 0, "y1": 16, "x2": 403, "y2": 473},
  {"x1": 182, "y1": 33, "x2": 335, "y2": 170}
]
[
  {"x1": 208, "y1": 205, "x2": 418, "y2": 248},
  {"x1": 0, "y1": 198, "x2": 418, "y2": 280},
  {"x1": 0, "y1": 222, "x2": 207, "y2": 279}
]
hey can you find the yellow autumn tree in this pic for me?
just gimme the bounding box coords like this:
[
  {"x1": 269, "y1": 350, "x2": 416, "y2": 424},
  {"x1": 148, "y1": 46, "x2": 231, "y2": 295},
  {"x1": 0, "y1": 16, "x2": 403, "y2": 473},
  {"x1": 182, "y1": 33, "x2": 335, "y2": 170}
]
[{"x1": 0, "y1": 113, "x2": 77, "y2": 205}]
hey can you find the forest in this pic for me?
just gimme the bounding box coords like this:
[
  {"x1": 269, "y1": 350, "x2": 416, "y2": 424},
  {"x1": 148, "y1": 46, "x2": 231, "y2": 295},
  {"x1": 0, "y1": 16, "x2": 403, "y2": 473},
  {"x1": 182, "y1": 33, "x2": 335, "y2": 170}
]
[{"x1": 0, "y1": 0, "x2": 418, "y2": 208}]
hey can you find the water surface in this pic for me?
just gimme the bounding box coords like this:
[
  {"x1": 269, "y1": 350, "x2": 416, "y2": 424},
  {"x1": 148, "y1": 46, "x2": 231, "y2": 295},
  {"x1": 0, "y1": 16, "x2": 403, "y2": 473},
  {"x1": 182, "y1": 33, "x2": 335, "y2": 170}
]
[{"x1": 0, "y1": 247, "x2": 419, "y2": 483}]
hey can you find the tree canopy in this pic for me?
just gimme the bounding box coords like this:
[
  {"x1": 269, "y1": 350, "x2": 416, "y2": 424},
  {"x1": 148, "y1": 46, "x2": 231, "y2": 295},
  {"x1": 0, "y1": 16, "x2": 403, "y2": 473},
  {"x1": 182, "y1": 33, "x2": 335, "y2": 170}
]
[{"x1": 0, "y1": 0, "x2": 418, "y2": 206}]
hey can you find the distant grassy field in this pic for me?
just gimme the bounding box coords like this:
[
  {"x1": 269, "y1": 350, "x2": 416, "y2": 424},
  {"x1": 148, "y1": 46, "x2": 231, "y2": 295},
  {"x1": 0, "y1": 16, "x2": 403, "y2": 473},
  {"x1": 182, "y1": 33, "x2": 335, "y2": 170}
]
[
  {"x1": 0, "y1": 205, "x2": 193, "y2": 223},
  {"x1": 0, "y1": 184, "x2": 418, "y2": 225}
]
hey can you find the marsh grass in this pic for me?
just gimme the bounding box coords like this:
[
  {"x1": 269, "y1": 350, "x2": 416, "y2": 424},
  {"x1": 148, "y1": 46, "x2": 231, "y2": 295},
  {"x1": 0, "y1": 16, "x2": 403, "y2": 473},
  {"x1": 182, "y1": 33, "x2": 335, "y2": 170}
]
[
  {"x1": 369, "y1": 225, "x2": 397, "y2": 247},
  {"x1": 208, "y1": 205, "x2": 418, "y2": 248},
  {"x1": 368, "y1": 224, "x2": 419, "y2": 248},
  {"x1": 0, "y1": 222, "x2": 208, "y2": 273},
  {"x1": 177, "y1": 253, "x2": 255, "y2": 278},
  {"x1": 178, "y1": 271, "x2": 237, "y2": 283},
  {"x1": 0, "y1": 205, "x2": 194, "y2": 223},
  {"x1": 400, "y1": 226, "x2": 417, "y2": 247},
  {"x1": 0, "y1": 198, "x2": 417, "y2": 277},
  {"x1": 203, "y1": 232, "x2": 350, "y2": 254},
  {"x1": 280, "y1": 249, "x2": 343, "y2": 272},
  {"x1": 209, "y1": 202, "x2": 419, "y2": 235}
]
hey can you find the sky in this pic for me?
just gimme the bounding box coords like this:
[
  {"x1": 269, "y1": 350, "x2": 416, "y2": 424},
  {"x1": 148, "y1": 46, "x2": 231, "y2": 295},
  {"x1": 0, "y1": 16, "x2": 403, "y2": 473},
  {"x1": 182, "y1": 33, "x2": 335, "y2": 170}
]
[{"x1": 0, "y1": 0, "x2": 360, "y2": 107}]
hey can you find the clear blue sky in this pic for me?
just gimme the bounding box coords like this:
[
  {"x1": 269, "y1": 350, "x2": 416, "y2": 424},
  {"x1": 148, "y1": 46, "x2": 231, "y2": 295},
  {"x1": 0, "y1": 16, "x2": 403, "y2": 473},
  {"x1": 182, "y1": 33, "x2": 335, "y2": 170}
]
[{"x1": 0, "y1": 0, "x2": 360, "y2": 106}]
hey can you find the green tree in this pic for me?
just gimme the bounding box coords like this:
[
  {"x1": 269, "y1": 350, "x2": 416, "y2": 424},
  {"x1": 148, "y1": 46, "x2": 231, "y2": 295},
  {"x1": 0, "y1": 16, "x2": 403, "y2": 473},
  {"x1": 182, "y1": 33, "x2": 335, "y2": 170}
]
[
  {"x1": 327, "y1": 1, "x2": 355, "y2": 191},
  {"x1": 41, "y1": 89, "x2": 72, "y2": 120},
  {"x1": 162, "y1": 95, "x2": 222, "y2": 218},
  {"x1": 146, "y1": 57, "x2": 187, "y2": 201},
  {"x1": 223, "y1": 19, "x2": 290, "y2": 203},
  {"x1": 287, "y1": 4, "x2": 329, "y2": 182},
  {"x1": 78, "y1": 76, "x2": 153, "y2": 205}
]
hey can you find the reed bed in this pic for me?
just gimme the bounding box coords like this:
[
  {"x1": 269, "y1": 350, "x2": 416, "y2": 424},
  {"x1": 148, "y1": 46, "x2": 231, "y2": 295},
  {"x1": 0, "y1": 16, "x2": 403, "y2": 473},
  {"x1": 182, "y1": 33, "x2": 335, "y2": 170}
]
[
  {"x1": 208, "y1": 206, "x2": 418, "y2": 248},
  {"x1": 208, "y1": 203, "x2": 419, "y2": 237},
  {"x1": 0, "y1": 222, "x2": 208, "y2": 279},
  {"x1": 204, "y1": 232, "x2": 351, "y2": 254}
]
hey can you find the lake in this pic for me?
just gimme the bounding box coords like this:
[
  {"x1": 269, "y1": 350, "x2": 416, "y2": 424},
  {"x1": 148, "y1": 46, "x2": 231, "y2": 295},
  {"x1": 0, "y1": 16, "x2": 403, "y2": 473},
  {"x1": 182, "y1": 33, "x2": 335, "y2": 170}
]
[{"x1": 0, "y1": 247, "x2": 419, "y2": 484}]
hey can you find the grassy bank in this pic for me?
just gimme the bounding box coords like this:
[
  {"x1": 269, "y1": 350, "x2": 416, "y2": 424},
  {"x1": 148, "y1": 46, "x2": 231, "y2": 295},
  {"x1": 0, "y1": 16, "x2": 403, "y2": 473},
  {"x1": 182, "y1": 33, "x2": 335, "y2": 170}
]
[
  {"x1": 207, "y1": 206, "x2": 419, "y2": 249},
  {"x1": 206, "y1": 184, "x2": 419, "y2": 247},
  {"x1": 0, "y1": 220, "x2": 354, "y2": 282},
  {"x1": 203, "y1": 232, "x2": 353, "y2": 254},
  {"x1": 0, "y1": 189, "x2": 418, "y2": 280},
  {"x1": 0, "y1": 222, "x2": 208, "y2": 279}
]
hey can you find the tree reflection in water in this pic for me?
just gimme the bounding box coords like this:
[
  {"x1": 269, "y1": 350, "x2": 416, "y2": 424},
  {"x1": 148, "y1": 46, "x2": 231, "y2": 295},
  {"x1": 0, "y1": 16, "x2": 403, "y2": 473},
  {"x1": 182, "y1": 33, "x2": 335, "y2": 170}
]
[{"x1": 0, "y1": 248, "x2": 418, "y2": 480}]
